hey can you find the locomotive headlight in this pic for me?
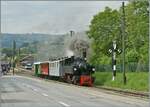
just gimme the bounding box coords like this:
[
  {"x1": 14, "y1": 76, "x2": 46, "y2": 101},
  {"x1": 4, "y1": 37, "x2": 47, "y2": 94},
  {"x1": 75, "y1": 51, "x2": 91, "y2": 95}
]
[
  {"x1": 92, "y1": 68, "x2": 95, "y2": 71},
  {"x1": 74, "y1": 68, "x2": 77, "y2": 71}
]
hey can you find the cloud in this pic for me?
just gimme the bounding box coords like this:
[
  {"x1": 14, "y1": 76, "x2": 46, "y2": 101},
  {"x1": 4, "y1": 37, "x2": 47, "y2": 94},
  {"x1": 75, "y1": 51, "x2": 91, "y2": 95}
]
[{"x1": 1, "y1": 1, "x2": 128, "y2": 33}]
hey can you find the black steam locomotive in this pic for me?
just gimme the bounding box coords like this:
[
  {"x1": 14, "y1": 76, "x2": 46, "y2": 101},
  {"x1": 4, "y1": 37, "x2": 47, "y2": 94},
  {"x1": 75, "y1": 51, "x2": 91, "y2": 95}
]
[{"x1": 60, "y1": 56, "x2": 95, "y2": 86}]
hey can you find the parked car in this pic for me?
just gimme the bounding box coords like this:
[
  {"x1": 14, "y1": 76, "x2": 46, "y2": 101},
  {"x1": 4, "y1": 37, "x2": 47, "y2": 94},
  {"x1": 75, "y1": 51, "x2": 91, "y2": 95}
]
[{"x1": 25, "y1": 63, "x2": 32, "y2": 70}]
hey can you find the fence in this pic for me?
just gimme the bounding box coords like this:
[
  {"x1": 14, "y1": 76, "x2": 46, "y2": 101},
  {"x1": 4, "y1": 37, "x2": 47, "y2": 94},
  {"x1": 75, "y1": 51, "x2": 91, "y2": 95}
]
[{"x1": 95, "y1": 63, "x2": 149, "y2": 72}]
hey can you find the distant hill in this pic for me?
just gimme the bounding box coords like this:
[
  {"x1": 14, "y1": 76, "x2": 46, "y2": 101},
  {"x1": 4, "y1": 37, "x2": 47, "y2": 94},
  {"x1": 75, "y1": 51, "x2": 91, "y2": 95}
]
[{"x1": 0, "y1": 33, "x2": 66, "y2": 48}]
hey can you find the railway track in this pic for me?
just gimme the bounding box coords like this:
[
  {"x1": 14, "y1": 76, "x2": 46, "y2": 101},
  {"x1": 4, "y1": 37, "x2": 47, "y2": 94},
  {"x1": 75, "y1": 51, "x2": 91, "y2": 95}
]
[{"x1": 94, "y1": 86, "x2": 149, "y2": 99}]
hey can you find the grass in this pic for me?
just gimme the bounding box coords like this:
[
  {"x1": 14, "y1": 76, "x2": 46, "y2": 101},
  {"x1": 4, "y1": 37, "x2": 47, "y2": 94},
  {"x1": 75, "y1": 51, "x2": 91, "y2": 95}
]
[{"x1": 93, "y1": 72, "x2": 149, "y2": 92}]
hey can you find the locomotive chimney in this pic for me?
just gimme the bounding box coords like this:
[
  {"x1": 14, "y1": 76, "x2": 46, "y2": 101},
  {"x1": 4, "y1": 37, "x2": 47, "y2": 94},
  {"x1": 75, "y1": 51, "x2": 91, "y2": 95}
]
[{"x1": 83, "y1": 51, "x2": 86, "y2": 58}]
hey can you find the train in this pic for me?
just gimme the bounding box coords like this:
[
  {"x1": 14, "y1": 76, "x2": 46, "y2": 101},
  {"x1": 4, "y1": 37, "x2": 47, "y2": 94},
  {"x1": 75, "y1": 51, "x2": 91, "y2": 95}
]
[{"x1": 34, "y1": 56, "x2": 95, "y2": 86}]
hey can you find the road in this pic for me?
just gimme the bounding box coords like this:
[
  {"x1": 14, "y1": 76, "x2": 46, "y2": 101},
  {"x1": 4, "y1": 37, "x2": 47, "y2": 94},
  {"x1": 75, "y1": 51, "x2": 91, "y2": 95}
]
[{"x1": 0, "y1": 75, "x2": 149, "y2": 107}]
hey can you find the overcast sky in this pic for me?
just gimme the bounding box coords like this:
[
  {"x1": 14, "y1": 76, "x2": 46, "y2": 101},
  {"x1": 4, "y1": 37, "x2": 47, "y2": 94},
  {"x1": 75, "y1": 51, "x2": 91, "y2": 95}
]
[{"x1": 1, "y1": 1, "x2": 128, "y2": 34}]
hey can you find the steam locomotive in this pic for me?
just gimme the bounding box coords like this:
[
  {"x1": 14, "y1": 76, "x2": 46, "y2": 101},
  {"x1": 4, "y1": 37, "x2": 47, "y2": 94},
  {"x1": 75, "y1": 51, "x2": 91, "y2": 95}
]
[{"x1": 34, "y1": 55, "x2": 95, "y2": 86}]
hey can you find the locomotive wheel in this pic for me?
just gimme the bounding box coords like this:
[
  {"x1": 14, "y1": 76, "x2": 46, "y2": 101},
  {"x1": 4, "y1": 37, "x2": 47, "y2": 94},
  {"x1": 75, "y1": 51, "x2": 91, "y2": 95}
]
[
  {"x1": 72, "y1": 76, "x2": 80, "y2": 85},
  {"x1": 66, "y1": 75, "x2": 72, "y2": 84},
  {"x1": 73, "y1": 79, "x2": 77, "y2": 85}
]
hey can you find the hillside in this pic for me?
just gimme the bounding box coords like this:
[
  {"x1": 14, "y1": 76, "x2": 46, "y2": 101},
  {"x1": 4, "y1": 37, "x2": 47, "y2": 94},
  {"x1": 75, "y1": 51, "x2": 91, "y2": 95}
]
[{"x1": 1, "y1": 33, "x2": 65, "y2": 48}]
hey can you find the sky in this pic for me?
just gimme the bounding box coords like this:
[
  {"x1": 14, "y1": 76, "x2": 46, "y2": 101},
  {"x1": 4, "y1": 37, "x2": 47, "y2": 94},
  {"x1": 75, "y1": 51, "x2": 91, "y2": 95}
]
[{"x1": 1, "y1": 1, "x2": 128, "y2": 34}]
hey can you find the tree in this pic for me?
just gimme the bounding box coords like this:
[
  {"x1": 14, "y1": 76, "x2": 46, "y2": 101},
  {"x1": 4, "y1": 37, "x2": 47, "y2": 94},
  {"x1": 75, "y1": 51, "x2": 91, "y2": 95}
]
[
  {"x1": 87, "y1": 7, "x2": 121, "y2": 65},
  {"x1": 125, "y1": 0, "x2": 149, "y2": 59},
  {"x1": 20, "y1": 42, "x2": 29, "y2": 48},
  {"x1": 1, "y1": 48, "x2": 13, "y2": 57},
  {"x1": 87, "y1": 1, "x2": 149, "y2": 71},
  {"x1": 124, "y1": 0, "x2": 149, "y2": 71}
]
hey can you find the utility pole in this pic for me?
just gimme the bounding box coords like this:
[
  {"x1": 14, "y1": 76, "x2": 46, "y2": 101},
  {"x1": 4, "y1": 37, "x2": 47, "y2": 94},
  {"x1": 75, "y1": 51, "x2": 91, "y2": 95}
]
[
  {"x1": 12, "y1": 40, "x2": 16, "y2": 75},
  {"x1": 18, "y1": 48, "x2": 20, "y2": 66},
  {"x1": 121, "y1": 2, "x2": 126, "y2": 85}
]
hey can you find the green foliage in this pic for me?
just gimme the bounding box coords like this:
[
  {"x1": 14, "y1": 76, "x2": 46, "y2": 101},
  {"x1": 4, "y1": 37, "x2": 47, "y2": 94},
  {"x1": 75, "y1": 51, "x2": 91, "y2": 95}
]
[
  {"x1": 87, "y1": 1, "x2": 149, "y2": 66},
  {"x1": 1, "y1": 48, "x2": 13, "y2": 57},
  {"x1": 93, "y1": 72, "x2": 148, "y2": 91},
  {"x1": 125, "y1": 0, "x2": 149, "y2": 64},
  {"x1": 20, "y1": 42, "x2": 30, "y2": 48},
  {"x1": 87, "y1": 7, "x2": 121, "y2": 65},
  {"x1": 20, "y1": 41, "x2": 38, "y2": 54},
  {"x1": 1, "y1": 41, "x2": 38, "y2": 62}
]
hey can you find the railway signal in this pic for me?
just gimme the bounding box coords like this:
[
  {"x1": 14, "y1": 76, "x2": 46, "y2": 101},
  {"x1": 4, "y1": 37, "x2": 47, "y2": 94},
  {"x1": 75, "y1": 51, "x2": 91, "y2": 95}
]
[{"x1": 109, "y1": 40, "x2": 121, "y2": 81}]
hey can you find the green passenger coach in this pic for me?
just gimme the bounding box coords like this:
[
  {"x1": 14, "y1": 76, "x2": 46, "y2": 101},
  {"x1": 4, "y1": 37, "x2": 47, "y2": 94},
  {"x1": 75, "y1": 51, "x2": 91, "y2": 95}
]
[{"x1": 34, "y1": 62, "x2": 41, "y2": 76}]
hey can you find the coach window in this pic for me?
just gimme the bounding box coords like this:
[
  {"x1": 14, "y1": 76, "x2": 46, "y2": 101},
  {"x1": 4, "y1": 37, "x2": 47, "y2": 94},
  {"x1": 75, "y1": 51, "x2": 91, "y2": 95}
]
[
  {"x1": 56, "y1": 62, "x2": 58, "y2": 68},
  {"x1": 55, "y1": 63, "x2": 57, "y2": 68},
  {"x1": 57, "y1": 62, "x2": 59, "y2": 67},
  {"x1": 53, "y1": 63, "x2": 54, "y2": 67},
  {"x1": 55, "y1": 63, "x2": 56, "y2": 67},
  {"x1": 52, "y1": 63, "x2": 54, "y2": 68}
]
